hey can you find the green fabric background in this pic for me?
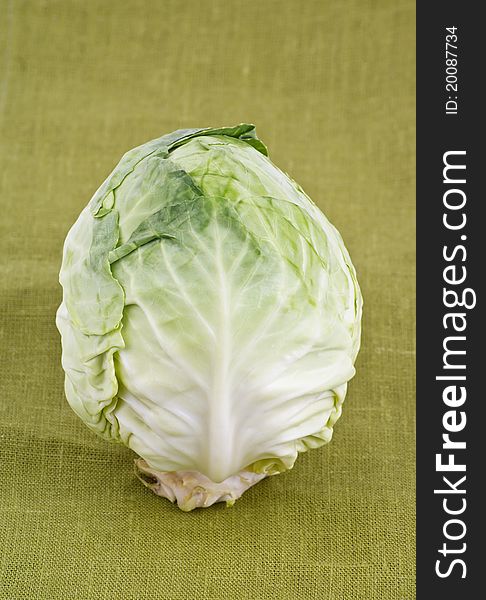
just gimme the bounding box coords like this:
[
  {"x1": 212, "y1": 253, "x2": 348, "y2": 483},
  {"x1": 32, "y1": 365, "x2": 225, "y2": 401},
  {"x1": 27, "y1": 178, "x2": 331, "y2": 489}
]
[{"x1": 0, "y1": 0, "x2": 415, "y2": 598}]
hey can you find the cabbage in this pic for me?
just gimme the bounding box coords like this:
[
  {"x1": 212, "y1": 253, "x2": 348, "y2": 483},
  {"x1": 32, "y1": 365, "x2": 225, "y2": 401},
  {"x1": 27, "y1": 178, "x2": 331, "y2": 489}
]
[{"x1": 56, "y1": 124, "x2": 362, "y2": 511}]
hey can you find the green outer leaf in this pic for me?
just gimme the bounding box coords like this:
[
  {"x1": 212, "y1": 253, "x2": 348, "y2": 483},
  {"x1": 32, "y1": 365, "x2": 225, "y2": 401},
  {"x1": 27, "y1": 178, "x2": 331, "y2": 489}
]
[
  {"x1": 60, "y1": 210, "x2": 124, "y2": 336},
  {"x1": 108, "y1": 168, "x2": 207, "y2": 264},
  {"x1": 109, "y1": 193, "x2": 356, "y2": 481},
  {"x1": 56, "y1": 302, "x2": 124, "y2": 441},
  {"x1": 89, "y1": 124, "x2": 267, "y2": 217},
  {"x1": 63, "y1": 126, "x2": 267, "y2": 335}
]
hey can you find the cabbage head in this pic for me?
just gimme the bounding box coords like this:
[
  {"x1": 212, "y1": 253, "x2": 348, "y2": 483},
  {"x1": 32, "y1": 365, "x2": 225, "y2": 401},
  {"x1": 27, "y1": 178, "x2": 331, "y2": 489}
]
[{"x1": 56, "y1": 124, "x2": 362, "y2": 511}]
